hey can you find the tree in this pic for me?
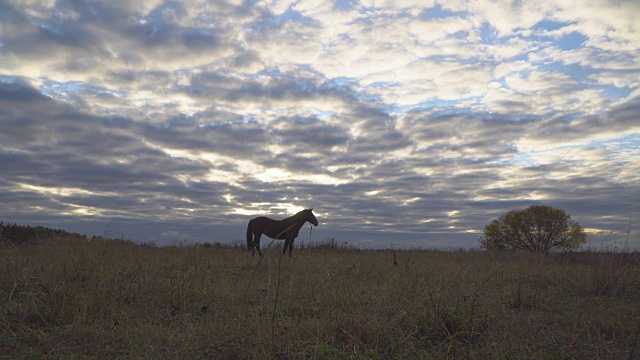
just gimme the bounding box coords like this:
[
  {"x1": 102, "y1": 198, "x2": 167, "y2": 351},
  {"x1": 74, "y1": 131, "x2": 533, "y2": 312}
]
[{"x1": 479, "y1": 205, "x2": 587, "y2": 253}]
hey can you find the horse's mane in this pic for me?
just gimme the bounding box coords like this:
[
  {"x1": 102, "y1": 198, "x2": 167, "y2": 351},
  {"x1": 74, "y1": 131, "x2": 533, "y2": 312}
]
[{"x1": 292, "y1": 208, "x2": 312, "y2": 218}]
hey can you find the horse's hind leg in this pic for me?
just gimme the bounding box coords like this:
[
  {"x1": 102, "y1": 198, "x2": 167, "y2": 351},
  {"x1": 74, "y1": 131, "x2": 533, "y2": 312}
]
[
  {"x1": 247, "y1": 232, "x2": 256, "y2": 256},
  {"x1": 254, "y1": 233, "x2": 263, "y2": 256}
]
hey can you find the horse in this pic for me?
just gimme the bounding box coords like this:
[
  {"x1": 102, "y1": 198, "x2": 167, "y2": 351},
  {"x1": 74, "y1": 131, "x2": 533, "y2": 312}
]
[{"x1": 246, "y1": 208, "x2": 318, "y2": 257}]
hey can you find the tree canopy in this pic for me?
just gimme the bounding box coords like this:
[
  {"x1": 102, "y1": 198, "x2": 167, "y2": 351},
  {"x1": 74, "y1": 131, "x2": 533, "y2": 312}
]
[{"x1": 479, "y1": 205, "x2": 587, "y2": 253}]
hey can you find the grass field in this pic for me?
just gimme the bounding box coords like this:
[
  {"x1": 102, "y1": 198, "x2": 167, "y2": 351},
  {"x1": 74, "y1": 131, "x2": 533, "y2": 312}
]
[{"x1": 1, "y1": 237, "x2": 639, "y2": 359}]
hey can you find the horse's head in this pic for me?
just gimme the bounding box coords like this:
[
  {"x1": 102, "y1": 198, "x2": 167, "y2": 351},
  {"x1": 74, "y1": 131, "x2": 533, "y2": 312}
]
[{"x1": 304, "y1": 208, "x2": 318, "y2": 226}]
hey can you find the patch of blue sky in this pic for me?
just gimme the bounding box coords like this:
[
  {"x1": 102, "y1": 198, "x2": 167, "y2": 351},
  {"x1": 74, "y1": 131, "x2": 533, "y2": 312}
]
[
  {"x1": 532, "y1": 19, "x2": 575, "y2": 32},
  {"x1": 251, "y1": 67, "x2": 284, "y2": 80},
  {"x1": 386, "y1": 97, "x2": 480, "y2": 116},
  {"x1": 0, "y1": 75, "x2": 21, "y2": 83},
  {"x1": 587, "y1": 134, "x2": 640, "y2": 150},
  {"x1": 510, "y1": 153, "x2": 537, "y2": 167},
  {"x1": 40, "y1": 81, "x2": 83, "y2": 101},
  {"x1": 485, "y1": 158, "x2": 513, "y2": 167},
  {"x1": 557, "y1": 32, "x2": 588, "y2": 51},
  {"x1": 480, "y1": 22, "x2": 501, "y2": 44},
  {"x1": 337, "y1": 32, "x2": 355, "y2": 43},
  {"x1": 539, "y1": 63, "x2": 630, "y2": 101},
  {"x1": 40, "y1": 80, "x2": 124, "y2": 102},
  {"x1": 198, "y1": 121, "x2": 226, "y2": 129},
  {"x1": 367, "y1": 81, "x2": 399, "y2": 90},
  {"x1": 418, "y1": 55, "x2": 447, "y2": 63},
  {"x1": 198, "y1": 114, "x2": 261, "y2": 129},
  {"x1": 416, "y1": 55, "x2": 482, "y2": 67},
  {"x1": 491, "y1": 77, "x2": 509, "y2": 88},
  {"x1": 240, "y1": 114, "x2": 261, "y2": 124},
  {"x1": 522, "y1": 24, "x2": 588, "y2": 52},
  {"x1": 598, "y1": 84, "x2": 631, "y2": 100},
  {"x1": 326, "y1": 77, "x2": 358, "y2": 87},
  {"x1": 449, "y1": 29, "x2": 471, "y2": 40},
  {"x1": 542, "y1": 61, "x2": 589, "y2": 83},
  {"x1": 419, "y1": 98, "x2": 474, "y2": 109},
  {"x1": 509, "y1": 52, "x2": 530, "y2": 62},
  {"x1": 313, "y1": 110, "x2": 334, "y2": 118},
  {"x1": 320, "y1": 77, "x2": 359, "y2": 95},
  {"x1": 622, "y1": 135, "x2": 640, "y2": 149},
  {"x1": 268, "y1": 5, "x2": 321, "y2": 29},
  {"x1": 418, "y1": 4, "x2": 462, "y2": 20},
  {"x1": 334, "y1": 0, "x2": 358, "y2": 11}
]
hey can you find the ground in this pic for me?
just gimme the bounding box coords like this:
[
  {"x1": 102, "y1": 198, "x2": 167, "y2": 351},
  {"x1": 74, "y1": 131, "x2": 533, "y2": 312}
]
[{"x1": 1, "y1": 237, "x2": 639, "y2": 358}]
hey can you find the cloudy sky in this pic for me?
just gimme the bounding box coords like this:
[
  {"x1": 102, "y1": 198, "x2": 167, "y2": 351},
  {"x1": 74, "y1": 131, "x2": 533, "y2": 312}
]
[{"x1": 1, "y1": 0, "x2": 639, "y2": 249}]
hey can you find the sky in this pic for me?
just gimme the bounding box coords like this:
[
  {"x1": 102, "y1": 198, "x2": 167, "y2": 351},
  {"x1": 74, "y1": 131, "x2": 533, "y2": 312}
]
[{"x1": 1, "y1": 0, "x2": 639, "y2": 249}]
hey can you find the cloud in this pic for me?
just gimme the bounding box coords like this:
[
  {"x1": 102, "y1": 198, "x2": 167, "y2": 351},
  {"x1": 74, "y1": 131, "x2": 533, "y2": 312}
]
[
  {"x1": 157, "y1": 230, "x2": 191, "y2": 246},
  {"x1": 518, "y1": 96, "x2": 640, "y2": 151},
  {"x1": 1, "y1": 0, "x2": 638, "y2": 249}
]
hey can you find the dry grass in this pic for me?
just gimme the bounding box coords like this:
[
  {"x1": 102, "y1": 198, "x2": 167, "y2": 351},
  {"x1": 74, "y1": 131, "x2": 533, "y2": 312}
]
[{"x1": 1, "y1": 238, "x2": 639, "y2": 359}]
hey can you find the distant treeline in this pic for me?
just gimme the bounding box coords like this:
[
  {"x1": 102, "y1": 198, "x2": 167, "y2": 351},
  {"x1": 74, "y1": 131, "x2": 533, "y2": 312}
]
[
  {"x1": 0, "y1": 222, "x2": 88, "y2": 243},
  {"x1": 0, "y1": 222, "x2": 354, "y2": 251}
]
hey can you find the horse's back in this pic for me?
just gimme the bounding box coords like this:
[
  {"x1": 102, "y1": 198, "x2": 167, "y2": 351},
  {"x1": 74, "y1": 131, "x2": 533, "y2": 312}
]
[
  {"x1": 248, "y1": 216, "x2": 273, "y2": 233},
  {"x1": 251, "y1": 216, "x2": 271, "y2": 224}
]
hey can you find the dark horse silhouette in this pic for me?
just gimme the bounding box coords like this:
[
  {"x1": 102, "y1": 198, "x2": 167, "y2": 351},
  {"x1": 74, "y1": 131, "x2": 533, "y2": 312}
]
[{"x1": 246, "y1": 208, "x2": 318, "y2": 257}]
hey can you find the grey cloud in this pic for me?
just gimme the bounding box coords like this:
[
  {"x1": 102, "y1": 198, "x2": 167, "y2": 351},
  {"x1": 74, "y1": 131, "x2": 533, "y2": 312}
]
[
  {"x1": 604, "y1": 97, "x2": 640, "y2": 126},
  {"x1": 37, "y1": 16, "x2": 96, "y2": 48},
  {"x1": 270, "y1": 115, "x2": 350, "y2": 148},
  {"x1": 0, "y1": 1, "x2": 23, "y2": 21},
  {"x1": 140, "y1": 117, "x2": 270, "y2": 158},
  {"x1": 0, "y1": 4, "x2": 102, "y2": 58},
  {"x1": 228, "y1": 50, "x2": 263, "y2": 71},
  {"x1": 1, "y1": 80, "x2": 214, "y2": 198},
  {"x1": 0, "y1": 0, "x2": 241, "y2": 76},
  {"x1": 0, "y1": 79, "x2": 52, "y2": 103},
  {"x1": 399, "y1": 111, "x2": 524, "y2": 163},
  {"x1": 186, "y1": 68, "x2": 336, "y2": 103},
  {"x1": 108, "y1": 70, "x2": 172, "y2": 84},
  {"x1": 1, "y1": 1, "x2": 638, "y2": 249},
  {"x1": 525, "y1": 96, "x2": 640, "y2": 143}
]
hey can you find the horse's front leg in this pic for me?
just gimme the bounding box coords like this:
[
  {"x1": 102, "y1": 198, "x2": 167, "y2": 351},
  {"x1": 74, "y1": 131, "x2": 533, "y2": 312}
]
[{"x1": 287, "y1": 238, "x2": 295, "y2": 257}]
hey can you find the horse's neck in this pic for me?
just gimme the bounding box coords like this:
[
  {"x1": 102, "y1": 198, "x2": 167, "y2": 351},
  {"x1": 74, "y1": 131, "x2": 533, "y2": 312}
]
[{"x1": 282, "y1": 213, "x2": 306, "y2": 230}]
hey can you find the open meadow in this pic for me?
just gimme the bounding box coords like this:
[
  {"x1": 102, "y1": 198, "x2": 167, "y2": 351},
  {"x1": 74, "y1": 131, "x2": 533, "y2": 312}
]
[{"x1": 1, "y1": 237, "x2": 639, "y2": 359}]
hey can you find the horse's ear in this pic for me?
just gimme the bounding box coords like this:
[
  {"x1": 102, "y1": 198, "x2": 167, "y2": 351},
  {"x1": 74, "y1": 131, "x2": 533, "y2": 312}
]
[{"x1": 310, "y1": 208, "x2": 313, "y2": 211}]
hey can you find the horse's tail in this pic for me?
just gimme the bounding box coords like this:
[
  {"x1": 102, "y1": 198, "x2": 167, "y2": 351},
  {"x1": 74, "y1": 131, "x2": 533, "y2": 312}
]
[{"x1": 246, "y1": 219, "x2": 254, "y2": 250}]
